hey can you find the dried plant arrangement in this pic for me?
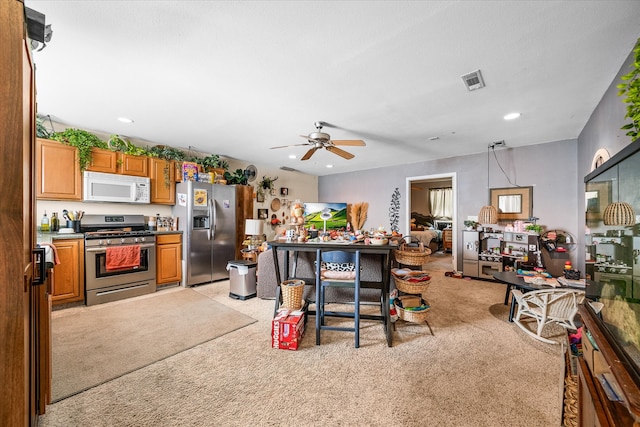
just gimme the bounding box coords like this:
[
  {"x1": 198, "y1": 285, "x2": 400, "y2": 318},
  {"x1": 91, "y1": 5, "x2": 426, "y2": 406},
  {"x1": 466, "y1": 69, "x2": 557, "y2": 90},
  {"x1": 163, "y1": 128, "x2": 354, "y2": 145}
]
[{"x1": 348, "y1": 202, "x2": 369, "y2": 231}]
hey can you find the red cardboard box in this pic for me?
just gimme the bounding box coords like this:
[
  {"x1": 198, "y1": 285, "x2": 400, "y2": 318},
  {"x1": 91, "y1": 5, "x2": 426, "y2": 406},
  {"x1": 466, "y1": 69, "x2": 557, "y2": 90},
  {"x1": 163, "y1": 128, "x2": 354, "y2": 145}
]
[{"x1": 272, "y1": 309, "x2": 305, "y2": 350}]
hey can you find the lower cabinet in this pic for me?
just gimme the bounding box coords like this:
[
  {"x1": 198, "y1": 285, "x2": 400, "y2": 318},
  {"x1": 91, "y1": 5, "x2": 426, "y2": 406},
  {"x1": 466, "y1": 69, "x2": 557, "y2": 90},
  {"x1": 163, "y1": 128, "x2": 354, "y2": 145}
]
[
  {"x1": 156, "y1": 233, "x2": 182, "y2": 285},
  {"x1": 51, "y1": 238, "x2": 85, "y2": 305}
]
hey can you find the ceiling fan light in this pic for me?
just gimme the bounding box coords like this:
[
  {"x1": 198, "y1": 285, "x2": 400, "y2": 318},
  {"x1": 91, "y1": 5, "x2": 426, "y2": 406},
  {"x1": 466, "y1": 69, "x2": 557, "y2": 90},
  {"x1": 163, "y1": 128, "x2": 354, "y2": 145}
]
[{"x1": 478, "y1": 205, "x2": 498, "y2": 224}]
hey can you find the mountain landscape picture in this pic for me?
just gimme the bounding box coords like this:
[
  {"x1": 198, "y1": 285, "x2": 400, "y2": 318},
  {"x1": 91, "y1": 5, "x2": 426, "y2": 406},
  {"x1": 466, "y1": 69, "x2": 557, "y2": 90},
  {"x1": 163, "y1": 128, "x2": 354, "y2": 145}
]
[{"x1": 303, "y1": 203, "x2": 348, "y2": 230}]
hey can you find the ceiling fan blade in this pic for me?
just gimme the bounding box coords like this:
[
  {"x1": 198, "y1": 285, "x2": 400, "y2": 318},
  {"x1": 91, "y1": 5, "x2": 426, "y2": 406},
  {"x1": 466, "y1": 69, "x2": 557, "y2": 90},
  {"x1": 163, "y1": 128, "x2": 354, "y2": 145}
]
[
  {"x1": 326, "y1": 145, "x2": 355, "y2": 160},
  {"x1": 301, "y1": 147, "x2": 319, "y2": 160},
  {"x1": 270, "y1": 143, "x2": 309, "y2": 149},
  {"x1": 331, "y1": 139, "x2": 366, "y2": 147}
]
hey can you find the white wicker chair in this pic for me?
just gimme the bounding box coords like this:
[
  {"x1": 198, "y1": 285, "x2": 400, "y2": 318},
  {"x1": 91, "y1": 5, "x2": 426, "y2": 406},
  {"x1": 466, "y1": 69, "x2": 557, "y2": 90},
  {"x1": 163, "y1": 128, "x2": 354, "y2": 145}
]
[{"x1": 512, "y1": 288, "x2": 585, "y2": 344}]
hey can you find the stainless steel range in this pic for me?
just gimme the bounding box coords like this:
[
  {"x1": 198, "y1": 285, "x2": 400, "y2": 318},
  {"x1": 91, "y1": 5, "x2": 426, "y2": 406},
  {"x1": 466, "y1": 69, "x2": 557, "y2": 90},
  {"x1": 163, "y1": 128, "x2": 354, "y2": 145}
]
[{"x1": 81, "y1": 214, "x2": 156, "y2": 306}]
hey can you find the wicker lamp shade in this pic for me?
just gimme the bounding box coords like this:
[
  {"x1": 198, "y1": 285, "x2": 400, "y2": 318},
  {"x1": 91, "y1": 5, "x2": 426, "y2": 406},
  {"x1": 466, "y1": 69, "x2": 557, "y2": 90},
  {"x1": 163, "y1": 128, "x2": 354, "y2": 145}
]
[
  {"x1": 603, "y1": 202, "x2": 636, "y2": 226},
  {"x1": 478, "y1": 205, "x2": 498, "y2": 224}
]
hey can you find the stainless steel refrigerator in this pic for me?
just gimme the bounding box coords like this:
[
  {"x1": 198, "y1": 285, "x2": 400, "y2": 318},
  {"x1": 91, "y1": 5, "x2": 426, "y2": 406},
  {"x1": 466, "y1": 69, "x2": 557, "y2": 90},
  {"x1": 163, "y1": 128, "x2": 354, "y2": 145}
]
[
  {"x1": 462, "y1": 230, "x2": 479, "y2": 278},
  {"x1": 173, "y1": 181, "x2": 237, "y2": 286}
]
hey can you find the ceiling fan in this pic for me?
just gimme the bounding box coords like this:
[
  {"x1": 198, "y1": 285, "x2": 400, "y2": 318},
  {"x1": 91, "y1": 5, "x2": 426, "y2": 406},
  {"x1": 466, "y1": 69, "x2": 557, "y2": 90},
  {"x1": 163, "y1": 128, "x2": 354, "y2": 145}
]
[{"x1": 271, "y1": 121, "x2": 366, "y2": 160}]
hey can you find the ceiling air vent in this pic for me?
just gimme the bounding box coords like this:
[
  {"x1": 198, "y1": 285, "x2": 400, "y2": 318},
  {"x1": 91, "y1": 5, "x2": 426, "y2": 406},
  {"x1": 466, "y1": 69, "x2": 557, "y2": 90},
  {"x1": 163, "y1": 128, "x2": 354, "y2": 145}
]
[
  {"x1": 280, "y1": 166, "x2": 297, "y2": 172},
  {"x1": 461, "y1": 69, "x2": 485, "y2": 91}
]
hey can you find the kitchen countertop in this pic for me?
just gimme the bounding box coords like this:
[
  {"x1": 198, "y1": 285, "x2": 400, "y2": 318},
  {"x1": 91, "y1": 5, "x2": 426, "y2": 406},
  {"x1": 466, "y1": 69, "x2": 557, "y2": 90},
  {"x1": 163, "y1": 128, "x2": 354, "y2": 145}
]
[{"x1": 36, "y1": 229, "x2": 182, "y2": 243}]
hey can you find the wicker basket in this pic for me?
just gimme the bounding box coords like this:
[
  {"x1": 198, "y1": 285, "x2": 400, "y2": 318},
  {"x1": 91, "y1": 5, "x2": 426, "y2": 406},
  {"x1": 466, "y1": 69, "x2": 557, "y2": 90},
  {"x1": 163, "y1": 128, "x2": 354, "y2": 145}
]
[
  {"x1": 280, "y1": 280, "x2": 305, "y2": 310},
  {"x1": 392, "y1": 272, "x2": 430, "y2": 294},
  {"x1": 394, "y1": 246, "x2": 431, "y2": 266},
  {"x1": 394, "y1": 296, "x2": 430, "y2": 323},
  {"x1": 563, "y1": 349, "x2": 579, "y2": 427}
]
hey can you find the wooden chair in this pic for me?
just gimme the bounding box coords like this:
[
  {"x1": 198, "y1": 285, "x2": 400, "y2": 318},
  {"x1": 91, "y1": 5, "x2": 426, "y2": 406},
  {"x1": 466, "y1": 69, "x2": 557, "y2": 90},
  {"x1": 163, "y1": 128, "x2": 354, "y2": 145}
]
[{"x1": 512, "y1": 288, "x2": 585, "y2": 344}]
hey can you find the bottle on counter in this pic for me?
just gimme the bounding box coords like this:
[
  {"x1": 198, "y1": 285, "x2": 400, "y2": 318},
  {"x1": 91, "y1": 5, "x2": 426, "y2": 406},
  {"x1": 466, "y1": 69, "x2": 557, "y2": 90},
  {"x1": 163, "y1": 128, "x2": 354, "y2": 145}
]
[
  {"x1": 148, "y1": 215, "x2": 156, "y2": 231},
  {"x1": 41, "y1": 210, "x2": 50, "y2": 232},
  {"x1": 51, "y1": 212, "x2": 60, "y2": 232}
]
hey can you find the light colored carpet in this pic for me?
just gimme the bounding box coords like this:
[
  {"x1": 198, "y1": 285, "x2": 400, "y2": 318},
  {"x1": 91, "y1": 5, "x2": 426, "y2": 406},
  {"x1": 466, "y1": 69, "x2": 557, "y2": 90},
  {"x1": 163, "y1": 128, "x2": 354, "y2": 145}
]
[
  {"x1": 40, "y1": 271, "x2": 566, "y2": 426},
  {"x1": 50, "y1": 287, "x2": 256, "y2": 402}
]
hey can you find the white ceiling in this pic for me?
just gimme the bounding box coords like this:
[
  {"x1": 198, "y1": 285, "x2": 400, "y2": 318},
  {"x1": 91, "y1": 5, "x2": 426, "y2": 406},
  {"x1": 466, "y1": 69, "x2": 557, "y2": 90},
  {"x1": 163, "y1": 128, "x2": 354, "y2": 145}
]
[{"x1": 27, "y1": 1, "x2": 640, "y2": 176}]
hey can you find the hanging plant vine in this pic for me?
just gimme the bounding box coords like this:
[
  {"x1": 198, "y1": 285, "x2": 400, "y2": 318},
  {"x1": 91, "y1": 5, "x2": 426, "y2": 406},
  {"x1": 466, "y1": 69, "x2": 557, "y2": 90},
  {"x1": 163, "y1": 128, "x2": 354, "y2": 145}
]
[
  {"x1": 618, "y1": 37, "x2": 640, "y2": 141},
  {"x1": 389, "y1": 187, "x2": 400, "y2": 233}
]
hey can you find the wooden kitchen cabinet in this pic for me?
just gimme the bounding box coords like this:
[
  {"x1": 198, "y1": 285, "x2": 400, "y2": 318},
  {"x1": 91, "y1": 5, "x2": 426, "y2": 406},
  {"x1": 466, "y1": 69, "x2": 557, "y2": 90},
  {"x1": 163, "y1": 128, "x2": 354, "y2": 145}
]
[
  {"x1": 156, "y1": 233, "x2": 182, "y2": 285},
  {"x1": 235, "y1": 185, "x2": 255, "y2": 260},
  {"x1": 86, "y1": 147, "x2": 118, "y2": 173},
  {"x1": 150, "y1": 158, "x2": 176, "y2": 205},
  {"x1": 51, "y1": 238, "x2": 85, "y2": 304},
  {"x1": 36, "y1": 138, "x2": 82, "y2": 200},
  {"x1": 118, "y1": 153, "x2": 149, "y2": 177}
]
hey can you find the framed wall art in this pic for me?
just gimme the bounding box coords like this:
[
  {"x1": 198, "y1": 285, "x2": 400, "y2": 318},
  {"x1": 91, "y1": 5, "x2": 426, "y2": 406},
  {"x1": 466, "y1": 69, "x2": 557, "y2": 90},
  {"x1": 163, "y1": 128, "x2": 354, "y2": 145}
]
[{"x1": 490, "y1": 186, "x2": 533, "y2": 221}]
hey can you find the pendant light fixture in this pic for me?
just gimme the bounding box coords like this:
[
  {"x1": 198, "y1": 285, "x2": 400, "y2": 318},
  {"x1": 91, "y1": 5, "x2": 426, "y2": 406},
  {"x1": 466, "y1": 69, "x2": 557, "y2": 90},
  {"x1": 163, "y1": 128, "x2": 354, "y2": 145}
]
[
  {"x1": 603, "y1": 202, "x2": 636, "y2": 226},
  {"x1": 478, "y1": 144, "x2": 497, "y2": 224}
]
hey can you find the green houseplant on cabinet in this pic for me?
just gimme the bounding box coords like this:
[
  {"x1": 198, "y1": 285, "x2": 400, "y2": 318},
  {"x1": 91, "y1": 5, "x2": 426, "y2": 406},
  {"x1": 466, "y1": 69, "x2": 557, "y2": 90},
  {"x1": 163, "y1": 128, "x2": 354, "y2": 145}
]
[
  {"x1": 108, "y1": 134, "x2": 150, "y2": 156},
  {"x1": 49, "y1": 128, "x2": 109, "y2": 170},
  {"x1": 224, "y1": 168, "x2": 248, "y2": 185},
  {"x1": 618, "y1": 37, "x2": 640, "y2": 140},
  {"x1": 199, "y1": 154, "x2": 229, "y2": 172}
]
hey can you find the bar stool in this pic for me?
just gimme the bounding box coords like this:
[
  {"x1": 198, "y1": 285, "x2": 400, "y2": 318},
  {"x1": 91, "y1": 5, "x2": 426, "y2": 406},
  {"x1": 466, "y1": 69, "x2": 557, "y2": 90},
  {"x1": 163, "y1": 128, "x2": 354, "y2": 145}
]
[{"x1": 317, "y1": 250, "x2": 361, "y2": 348}]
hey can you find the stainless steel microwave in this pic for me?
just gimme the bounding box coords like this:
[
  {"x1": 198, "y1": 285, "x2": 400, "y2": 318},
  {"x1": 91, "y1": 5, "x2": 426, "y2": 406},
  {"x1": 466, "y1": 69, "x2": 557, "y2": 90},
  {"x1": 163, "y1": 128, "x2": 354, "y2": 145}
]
[{"x1": 83, "y1": 171, "x2": 150, "y2": 204}]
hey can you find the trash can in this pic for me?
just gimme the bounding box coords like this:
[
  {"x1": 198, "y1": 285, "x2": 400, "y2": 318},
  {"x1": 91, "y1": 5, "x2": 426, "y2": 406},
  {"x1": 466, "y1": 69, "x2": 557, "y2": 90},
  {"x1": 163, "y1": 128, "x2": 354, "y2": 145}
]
[{"x1": 226, "y1": 260, "x2": 257, "y2": 300}]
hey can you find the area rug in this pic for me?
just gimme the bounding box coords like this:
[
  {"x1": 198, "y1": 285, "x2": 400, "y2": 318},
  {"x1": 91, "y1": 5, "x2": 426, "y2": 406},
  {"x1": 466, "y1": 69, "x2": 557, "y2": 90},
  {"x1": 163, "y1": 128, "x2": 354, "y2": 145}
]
[{"x1": 51, "y1": 287, "x2": 256, "y2": 402}]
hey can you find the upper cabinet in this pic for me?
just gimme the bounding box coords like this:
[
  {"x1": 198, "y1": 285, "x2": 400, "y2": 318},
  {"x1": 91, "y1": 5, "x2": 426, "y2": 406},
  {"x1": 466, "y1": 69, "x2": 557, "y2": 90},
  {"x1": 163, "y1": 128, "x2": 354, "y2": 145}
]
[
  {"x1": 119, "y1": 153, "x2": 149, "y2": 177},
  {"x1": 150, "y1": 158, "x2": 176, "y2": 205},
  {"x1": 36, "y1": 138, "x2": 82, "y2": 200},
  {"x1": 86, "y1": 149, "x2": 149, "y2": 177},
  {"x1": 86, "y1": 147, "x2": 118, "y2": 173}
]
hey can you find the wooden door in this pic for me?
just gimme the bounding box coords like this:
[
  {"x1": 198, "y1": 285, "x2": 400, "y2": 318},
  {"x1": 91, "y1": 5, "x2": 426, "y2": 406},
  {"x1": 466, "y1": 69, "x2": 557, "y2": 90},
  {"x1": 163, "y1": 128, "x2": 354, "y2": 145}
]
[{"x1": 1, "y1": 1, "x2": 44, "y2": 425}]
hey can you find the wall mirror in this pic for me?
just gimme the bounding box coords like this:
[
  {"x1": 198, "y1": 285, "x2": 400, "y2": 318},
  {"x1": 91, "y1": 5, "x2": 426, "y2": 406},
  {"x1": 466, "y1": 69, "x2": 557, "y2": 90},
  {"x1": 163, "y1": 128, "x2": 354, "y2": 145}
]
[{"x1": 490, "y1": 186, "x2": 533, "y2": 220}]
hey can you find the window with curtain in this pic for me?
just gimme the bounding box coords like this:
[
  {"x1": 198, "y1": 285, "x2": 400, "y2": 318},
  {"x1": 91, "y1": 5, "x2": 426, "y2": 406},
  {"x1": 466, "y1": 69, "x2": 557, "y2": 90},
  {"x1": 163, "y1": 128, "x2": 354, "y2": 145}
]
[{"x1": 429, "y1": 188, "x2": 453, "y2": 218}]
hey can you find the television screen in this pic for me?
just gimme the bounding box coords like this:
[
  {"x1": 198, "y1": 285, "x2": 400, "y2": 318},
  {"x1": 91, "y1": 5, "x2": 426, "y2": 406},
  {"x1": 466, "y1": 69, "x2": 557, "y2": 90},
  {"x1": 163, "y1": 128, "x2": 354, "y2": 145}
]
[{"x1": 303, "y1": 202, "x2": 348, "y2": 230}]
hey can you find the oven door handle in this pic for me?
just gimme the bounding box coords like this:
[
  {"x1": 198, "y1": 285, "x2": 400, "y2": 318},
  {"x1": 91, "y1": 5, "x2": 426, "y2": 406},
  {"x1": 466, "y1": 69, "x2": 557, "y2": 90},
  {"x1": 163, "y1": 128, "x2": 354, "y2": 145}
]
[{"x1": 86, "y1": 243, "x2": 156, "y2": 253}]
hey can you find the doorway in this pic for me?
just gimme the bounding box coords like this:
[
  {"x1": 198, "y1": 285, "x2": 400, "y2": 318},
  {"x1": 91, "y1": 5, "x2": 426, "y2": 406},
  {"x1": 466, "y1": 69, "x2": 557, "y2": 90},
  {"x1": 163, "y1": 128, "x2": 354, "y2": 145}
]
[{"x1": 405, "y1": 173, "x2": 457, "y2": 271}]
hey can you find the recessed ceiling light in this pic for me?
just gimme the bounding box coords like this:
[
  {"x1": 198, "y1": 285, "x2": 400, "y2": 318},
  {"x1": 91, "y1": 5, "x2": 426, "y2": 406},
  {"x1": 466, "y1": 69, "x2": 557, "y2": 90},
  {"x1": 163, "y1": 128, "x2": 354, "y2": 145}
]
[
  {"x1": 326, "y1": 164, "x2": 333, "y2": 168},
  {"x1": 117, "y1": 117, "x2": 134, "y2": 123},
  {"x1": 503, "y1": 112, "x2": 521, "y2": 120},
  {"x1": 288, "y1": 154, "x2": 296, "y2": 159}
]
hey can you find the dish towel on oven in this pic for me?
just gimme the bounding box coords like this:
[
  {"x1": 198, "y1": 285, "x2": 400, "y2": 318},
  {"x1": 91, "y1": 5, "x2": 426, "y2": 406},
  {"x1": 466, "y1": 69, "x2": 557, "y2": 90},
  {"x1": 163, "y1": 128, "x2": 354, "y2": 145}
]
[
  {"x1": 106, "y1": 245, "x2": 141, "y2": 271},
  {"x1": 38, "y1": 242, "x2": 61, "y2": 265}
]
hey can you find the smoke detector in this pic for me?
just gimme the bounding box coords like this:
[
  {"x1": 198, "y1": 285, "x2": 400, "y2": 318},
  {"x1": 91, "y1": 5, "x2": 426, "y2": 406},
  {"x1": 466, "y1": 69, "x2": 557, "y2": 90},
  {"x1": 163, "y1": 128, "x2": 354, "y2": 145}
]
[{"x1": 461, "y1": 69, "x2": 485, "y2": 91}]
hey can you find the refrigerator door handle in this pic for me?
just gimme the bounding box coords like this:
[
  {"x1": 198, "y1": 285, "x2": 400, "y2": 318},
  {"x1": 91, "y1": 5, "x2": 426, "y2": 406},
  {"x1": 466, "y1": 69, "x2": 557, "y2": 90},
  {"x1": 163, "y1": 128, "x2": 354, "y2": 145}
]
[
  {"x1": 207, "y1": 197, "x2": 212, "y2": 240},
  {"x1": 210, "y1": 197, "x2": 217, "y2": 240}
]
